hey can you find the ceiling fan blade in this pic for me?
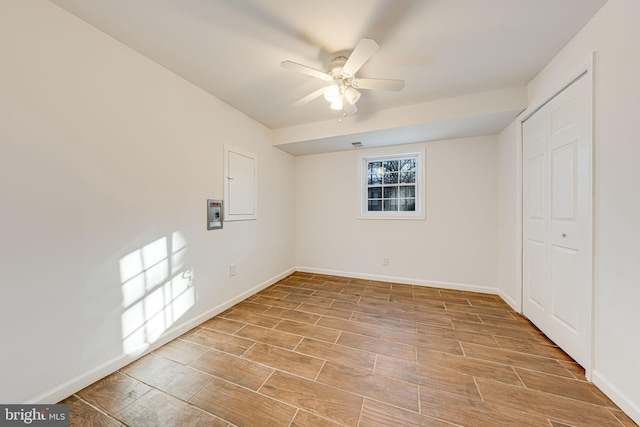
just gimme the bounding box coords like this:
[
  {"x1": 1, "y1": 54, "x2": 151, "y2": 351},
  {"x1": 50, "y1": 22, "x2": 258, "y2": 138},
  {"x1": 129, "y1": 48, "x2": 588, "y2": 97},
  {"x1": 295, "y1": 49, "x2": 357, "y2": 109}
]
[
  {"x1": 293, "y1": 87, "x2": 326, "y2": 106},
  {"x1": 343, "y1": 100, "x2": 358, "y2": 116},
  {"x1": 281, "y1": 61, "x2": 333, "y2": 81},
  {"x1": 342, "y1": 38, "x2": 379, "y2": 76},
  {"x1": 352, "y1": 78, "x2": 405, "y2": 91}
]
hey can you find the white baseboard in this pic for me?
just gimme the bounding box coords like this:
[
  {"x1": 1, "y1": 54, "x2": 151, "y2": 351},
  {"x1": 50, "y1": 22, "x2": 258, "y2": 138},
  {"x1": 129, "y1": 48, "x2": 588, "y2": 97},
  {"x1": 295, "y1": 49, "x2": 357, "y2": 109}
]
[
  {"x1": 295, "y1": 266, "x2": 500, "y2": 296},
  {"x1": 592, "y1": 370, "x2": 640, "y2": 425},
  {"x1": 498, "y1": 289, "x2": 521, "y2": 312},
  {"x1": 28, "y1": 267, "x2": 295, "y2": 404}
]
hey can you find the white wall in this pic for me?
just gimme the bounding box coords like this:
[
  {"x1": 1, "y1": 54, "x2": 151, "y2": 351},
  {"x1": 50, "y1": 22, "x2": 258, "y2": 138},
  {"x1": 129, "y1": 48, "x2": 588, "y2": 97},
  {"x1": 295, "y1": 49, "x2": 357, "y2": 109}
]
[
  {"x1": 497, "y1": 121, "x2": 521, "y2": 310},
  {"x1": 0, "y1": 0, "x2": 295, "y2": 404},
  {"x1": 296, "y1": 136, "x2": 499, "y2": 292},
  {"x1": 498, "y1": 0, "x2": 640, "y2": 421}
]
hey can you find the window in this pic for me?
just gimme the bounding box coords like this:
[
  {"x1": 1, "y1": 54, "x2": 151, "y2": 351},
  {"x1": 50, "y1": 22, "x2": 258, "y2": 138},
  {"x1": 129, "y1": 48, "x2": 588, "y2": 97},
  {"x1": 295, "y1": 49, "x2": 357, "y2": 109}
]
[{"x1": 360, "y1": 151, "x2": 424, "y2": 219}]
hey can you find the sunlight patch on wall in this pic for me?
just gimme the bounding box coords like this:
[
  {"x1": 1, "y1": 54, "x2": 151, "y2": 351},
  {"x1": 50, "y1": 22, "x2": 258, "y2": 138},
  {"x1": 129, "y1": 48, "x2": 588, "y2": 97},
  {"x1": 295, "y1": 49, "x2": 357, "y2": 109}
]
[{"x1": 119, "y1": 232, "x2": 195, "y2": 356}]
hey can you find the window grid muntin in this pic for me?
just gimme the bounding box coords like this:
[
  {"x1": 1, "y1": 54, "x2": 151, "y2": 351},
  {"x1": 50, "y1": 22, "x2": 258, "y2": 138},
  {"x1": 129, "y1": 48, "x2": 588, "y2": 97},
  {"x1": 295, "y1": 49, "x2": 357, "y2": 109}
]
[{"x1": 365, "y1": 154, "x2": 418, "y2": 214}]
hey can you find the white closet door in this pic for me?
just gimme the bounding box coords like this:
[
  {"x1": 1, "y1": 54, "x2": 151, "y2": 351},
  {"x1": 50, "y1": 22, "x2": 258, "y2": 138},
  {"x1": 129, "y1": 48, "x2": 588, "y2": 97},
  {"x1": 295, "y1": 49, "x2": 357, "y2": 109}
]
[{"x1": 522, "y1": 73, "x2": 592, "y2": 367}]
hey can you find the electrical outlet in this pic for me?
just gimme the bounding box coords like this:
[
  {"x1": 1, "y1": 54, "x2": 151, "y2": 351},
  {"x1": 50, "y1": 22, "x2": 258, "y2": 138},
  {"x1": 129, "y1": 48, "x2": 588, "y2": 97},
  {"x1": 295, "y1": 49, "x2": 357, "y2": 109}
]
[
  {"x1": 230, "y1": 263, "x2": 237, "y2": 276},
  {"x1": 382, "y1": 257, "x2": 389, "y2": 266}
]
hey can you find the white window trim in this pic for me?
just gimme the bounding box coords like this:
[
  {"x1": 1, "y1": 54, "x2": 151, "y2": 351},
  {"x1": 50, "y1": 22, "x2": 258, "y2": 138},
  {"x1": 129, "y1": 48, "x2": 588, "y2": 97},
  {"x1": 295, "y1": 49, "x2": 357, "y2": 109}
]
[{"x1": 358, "y1": 148, "x2": 426, "y2": 220}]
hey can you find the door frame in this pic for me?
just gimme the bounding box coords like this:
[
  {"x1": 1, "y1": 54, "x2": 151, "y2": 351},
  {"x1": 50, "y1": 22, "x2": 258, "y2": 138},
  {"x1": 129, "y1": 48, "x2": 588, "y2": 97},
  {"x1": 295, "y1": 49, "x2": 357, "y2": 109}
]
[{"x1": 516, "y1": 52, "x2": 597, "y2": 379}]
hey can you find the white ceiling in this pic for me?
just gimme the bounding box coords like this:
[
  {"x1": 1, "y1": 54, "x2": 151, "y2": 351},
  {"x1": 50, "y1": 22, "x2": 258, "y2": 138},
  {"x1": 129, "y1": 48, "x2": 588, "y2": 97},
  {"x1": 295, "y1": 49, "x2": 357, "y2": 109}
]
[{"x1": 49, "y1": 0, "x2": 607, "y2": 155}]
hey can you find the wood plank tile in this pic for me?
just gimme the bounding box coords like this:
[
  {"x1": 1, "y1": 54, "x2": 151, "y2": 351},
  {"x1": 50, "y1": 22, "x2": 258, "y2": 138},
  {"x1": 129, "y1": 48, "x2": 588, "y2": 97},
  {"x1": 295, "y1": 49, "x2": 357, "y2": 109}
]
[
  {"x1": 467, "y1": 297, "x2": 512, "y2": 309},
  {"x1": 301, "y1": 278, "x2": 331, "y2": 286},
  {"x1": 390, "y1": 299, "x2": 484, "y2": 324},
  {"x1": 444, "y1": 303, "x2": 516, "y2": 319},
  {"x1": 190, "y1": 378, "x2": 296, "y2": 426},
  {"x1": 230, "y1": 300, "x2": 270, "y2": 314},
  {"x1": 117, "y1": 389, "x2": 228, "y2": 427},
  {"x1": 316, "y1": 316, "x2": 383, "y2": 338},
  {"x1": 476, "y1": 379, "x2": 623, "y2": 426},
  {"x1": 380, "y1": 328, "x2": 465, "y2": 356},
  {"x1": 559, "y1": 360, "x2": 587, "y2": 381},
  {"x1": 388, "y1": 288, "x2": 416, "y2": 299},
  {"x1": 375, "y1": 354, "x2": 480, "y2": 400},
  {"x1": 297, "y1": 303, "x2": 354, "y2": 319},
  {"x1": 188, "y1": 349, "x2": 273, "y2": 390},
  {"x1": 359, "y1": 291, "x2": 391, "y2": 301},
  {"x1": 177, "y1": 327, "x2": 201, "y2": 340},
  {"x1": 359, "y1": 399, "x2": 453, "y2": 427},
  {"x1": 152, "y1": 339, "x2": 207, "y2": 365},
  {"x1": 411, "y1": 286, "x2": 445, "y2": 298},
  {"x1": 61, "y1": 395, "x2": 124, "y2": 427},
  {"x1": 415, "y1": 322, "x2": 500, "y2": 347},
  {"x1": 274, "y1": 318, "x2": 340, "y2": 343},
  {"x1": 349, "y1": 278, "x2": 384, "y2": 287},
  {"x1": 252, "y1": 295, "x2": 303, "y2": 309},
  {"x1": 317, "y1": 362, "x2": 419, "y2": 412},
  {"x1": 389, "y1": 294, "x2": 447, "y2": 310},
  {"x1": 64, "y1": 272, "x2": 636, "y2": 427},
  {"x1": 284, "y1": 293, "x2": 336, "y2": 307},
  {"x1": 312, "y1": 289, "x2": 361, "y2": 303},
  {"x1": 319, "y1": 275, "x2": 351, "y2": 283},
  {"x1": 77, "y1": 372, "x2": 151, "y2": 414},
  {"x1": 234, "y1": 324, "x2": 302, "y2": 350},
  {"x1": 386, "y1": 309, "x2": 454, "y2": 329},
  {"x1": 476, "y1": 315, "x2": 547, "y2": 333},
  {"x1": 337, "y1": 331, "x2": 416, "y2": 361},
  {"x1": 242, "y1": 342, "x2": 325, "y2": 379},
  {"x1": 199, "y1": 316, "x2": 245, "y2": 334},
  {"x1": 295, "y1": 338, "x2": 377, "y2": 371},
  {"x1": 300, "y1": 281, "x2": 348, "y2": 293},
  {"x1": 515, "y1": 368, "x2": 614, "y2": 406},
  {"x1": 331, "y1": 300, "x2": 390, "y2": 317},
  {"x1": 221, "y1": 309, "x2": 282, "y2": 328},
  {"x1": 419, "y1": 386, "x2": 549, "y2": 427},
  {"x1": 452, "y1": 319, "x2": 542, "y2": 341},
  {"x1": 461, "y1": 343, "x2": 574, "y2": 378},
  {"x1": 400, "y1": 310, "x2": 453, "y2": 329},
  {"x1": 287, "y1": 272, "x2": 314, "y2": 279},
  {"x1": 416, "y1": 348, "x2": 523, "y2": 386},
  {"x1": 263, "y1": 306, "x2": 320, "y2": 324},
  {"x1": 350, "y1": 311, "x2": 417, "y2": 333},
  {"x1": 121, "y1": 354, "x2": 212, "y2": 401},
  {"x1": 259, "y1": 289, "x2": 291, "y2": 299},
  {"x1": 609, "y1": 408, "x2": 640, "y2": 427},
  {"x1": 494, "y1": 335, "x2": 573, "y2": 360},
  {"x1": 291, "y1": 410, "x2": 344, "y2": 427},
  {"x1": 272, "y1": 284, "x2": 316, "y2": 295},
  {"x1": 460, "y1": 291, "x2": 504, "y2": 302},
  {"x1": 182, "y1": 328, "x2": 254, "y2": 356},
  {"x1": 260, "y1": 370, "x2": 363, "y2": 427}
]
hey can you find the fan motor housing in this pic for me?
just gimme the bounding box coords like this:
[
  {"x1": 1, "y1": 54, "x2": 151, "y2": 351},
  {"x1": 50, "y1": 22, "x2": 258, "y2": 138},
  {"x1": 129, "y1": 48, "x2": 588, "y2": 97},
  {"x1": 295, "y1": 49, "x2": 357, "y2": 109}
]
[{"x1": 326, "y1": 56, "x2": 349, "y2": 78}]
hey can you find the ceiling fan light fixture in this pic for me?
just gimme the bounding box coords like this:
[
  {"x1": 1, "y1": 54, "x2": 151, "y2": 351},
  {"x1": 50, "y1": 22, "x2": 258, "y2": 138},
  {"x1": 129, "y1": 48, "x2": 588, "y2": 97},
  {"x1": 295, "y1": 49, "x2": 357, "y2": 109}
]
[
  {"x1": 330, "y1": 96, "x2": 343, "y2": 111},
  {"x1": 344, "y1": 86, "x2": 361, "y2": 105},
  {"x1": 323, "y1": 84, "x2": 340, "y2": 102}
]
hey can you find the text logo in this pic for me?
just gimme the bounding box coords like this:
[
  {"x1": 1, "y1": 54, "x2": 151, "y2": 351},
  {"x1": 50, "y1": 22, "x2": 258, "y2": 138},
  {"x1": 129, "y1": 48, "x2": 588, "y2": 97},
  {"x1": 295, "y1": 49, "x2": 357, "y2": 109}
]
[{"x1": 1, "y1": 405, "x2": 68, "y2": 426}]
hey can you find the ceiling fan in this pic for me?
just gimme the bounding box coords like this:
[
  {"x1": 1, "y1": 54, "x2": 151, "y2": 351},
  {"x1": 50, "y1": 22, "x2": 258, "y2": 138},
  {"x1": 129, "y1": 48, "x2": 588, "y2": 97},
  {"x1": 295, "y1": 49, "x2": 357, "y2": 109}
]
[{"x1": 281, "y1": 38, "x2": 405, "y2": 115}]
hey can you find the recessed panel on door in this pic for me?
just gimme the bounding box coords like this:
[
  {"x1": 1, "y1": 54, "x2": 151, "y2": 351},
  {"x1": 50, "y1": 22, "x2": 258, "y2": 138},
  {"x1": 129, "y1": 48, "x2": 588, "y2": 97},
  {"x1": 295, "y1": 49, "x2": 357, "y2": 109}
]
[
  {"x1": 525, "y1": 239, "x2": 546, "y2": 311},
  {"x1": 551, "y1": 142, "x2": 578, "y2": 221},
  {"x1": 550, "y1": 245, "x2": 579, "y2": 332}
]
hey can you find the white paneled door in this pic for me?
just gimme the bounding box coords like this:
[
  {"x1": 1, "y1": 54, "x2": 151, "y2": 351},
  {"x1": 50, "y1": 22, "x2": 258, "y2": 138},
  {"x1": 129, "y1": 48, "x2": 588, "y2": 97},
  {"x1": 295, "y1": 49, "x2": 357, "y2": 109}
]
[{"x1": 522, "y1": 72, "x2": 592, "y2": 368}]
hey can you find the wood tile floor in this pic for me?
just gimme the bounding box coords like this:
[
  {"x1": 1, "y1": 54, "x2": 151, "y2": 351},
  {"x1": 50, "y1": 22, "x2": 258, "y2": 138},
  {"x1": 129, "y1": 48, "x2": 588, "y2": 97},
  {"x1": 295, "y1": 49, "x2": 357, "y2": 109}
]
[{"x1": 61, "y1": 272, "x2": 638, "y2": 426}]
